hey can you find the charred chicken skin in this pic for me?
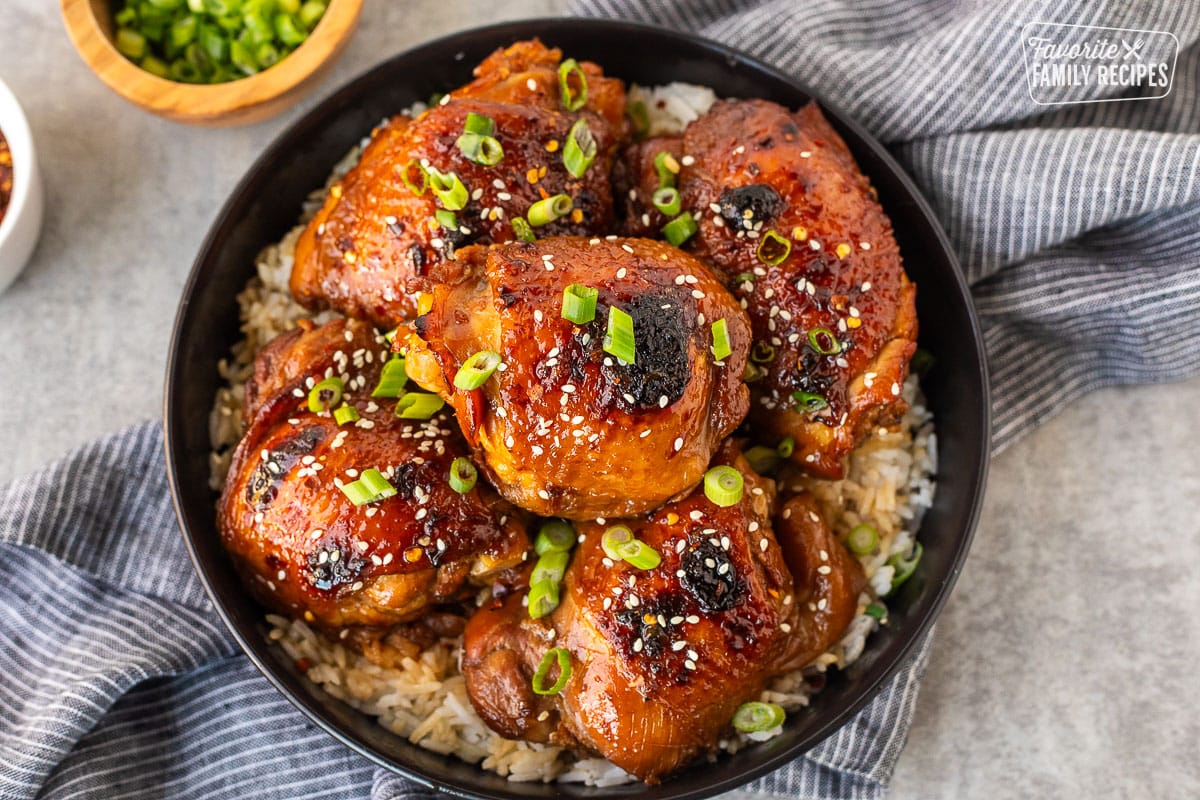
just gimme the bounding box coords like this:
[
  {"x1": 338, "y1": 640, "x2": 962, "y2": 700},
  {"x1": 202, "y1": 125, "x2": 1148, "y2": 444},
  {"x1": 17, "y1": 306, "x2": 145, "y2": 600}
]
[
  {"x1": 620, "y1": 99, "x2": 917, "y2": 478},
  {"x1": 401, "y1": 236, "x2": 752, "y2": 520},
  {"x1": 290, "y1": 40, "x2": 628, "y2": 329},
  {"x1": 462, "y1": 443, "x2": 865, "y2": 782},
  {"x1": 218, "y1": 317, "x2": 528, "y2": 629}
]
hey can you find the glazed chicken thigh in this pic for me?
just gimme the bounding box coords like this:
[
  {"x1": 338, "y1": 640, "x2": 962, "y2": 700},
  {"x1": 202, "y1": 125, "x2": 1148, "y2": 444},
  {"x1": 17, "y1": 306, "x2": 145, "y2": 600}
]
[
  {"x1": 620, "y1": 99, "x2": 917, "y2": 478},
  {"x1": 402, "y1": 236, "x2": 752, "y2": 520},
  {"x1": 218, "y1": 317, "x2": 528, "y2": 629},
  {"x1": 290, "y1": 40, "x2": 627, "y2": 329},
  {"x1": 462, "y1": 443, "x2": 865, "y2": 782}
]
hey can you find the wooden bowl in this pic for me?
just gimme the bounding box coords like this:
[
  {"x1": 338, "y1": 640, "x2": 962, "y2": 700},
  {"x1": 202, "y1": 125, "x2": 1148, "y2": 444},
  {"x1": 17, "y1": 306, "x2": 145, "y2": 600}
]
[{"x1": 61, "y1": 0, "x2": 362, "y2": 126}]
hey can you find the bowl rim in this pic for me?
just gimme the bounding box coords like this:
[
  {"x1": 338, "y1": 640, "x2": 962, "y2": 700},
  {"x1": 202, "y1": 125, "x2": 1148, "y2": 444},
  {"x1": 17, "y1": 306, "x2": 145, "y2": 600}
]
[
  {"x1": 59, "y1": 0, "x2": 363, "y2": 121},
  {"x1": 0, "y1": 76, "x2": 37, "y2": 246},
  {"x1": 165, "y1": 16, "x2": 991, "y2": 798}
]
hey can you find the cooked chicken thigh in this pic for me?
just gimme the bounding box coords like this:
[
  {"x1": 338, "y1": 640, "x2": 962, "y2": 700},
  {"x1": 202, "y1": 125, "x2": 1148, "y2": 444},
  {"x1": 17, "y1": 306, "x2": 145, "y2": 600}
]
[
  {"x1": 218, "y1": 318, "x2": 528, "y2": 629},
  {"x1": 620, "y1": 99, "x2": 917, "y2": 478},
  {"x1": 402, "y1": 236, "x2": 752, "y2": 520},
  {"x1": 290, "y1": 40, "x2": 627, "y2": 329}
]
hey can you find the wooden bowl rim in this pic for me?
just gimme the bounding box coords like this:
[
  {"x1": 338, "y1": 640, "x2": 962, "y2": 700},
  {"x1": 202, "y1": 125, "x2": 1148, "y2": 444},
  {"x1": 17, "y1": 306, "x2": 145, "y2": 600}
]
[{"x1": 60, "y1": 0, "x2": 363, "y2": 121}]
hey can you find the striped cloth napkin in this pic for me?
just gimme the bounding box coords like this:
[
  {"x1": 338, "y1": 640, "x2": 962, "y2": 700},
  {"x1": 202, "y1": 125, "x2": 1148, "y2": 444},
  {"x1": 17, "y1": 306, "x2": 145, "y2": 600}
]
[{"x1": 2, "y1": 1, "x2": 1197, "y2": 798}]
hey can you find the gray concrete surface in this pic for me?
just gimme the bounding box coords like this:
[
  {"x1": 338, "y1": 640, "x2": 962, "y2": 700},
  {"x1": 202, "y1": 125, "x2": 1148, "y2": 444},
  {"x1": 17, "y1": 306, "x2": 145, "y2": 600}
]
[{"x1": 1, "y1": 1, "x2": 1197, "y2": 797}]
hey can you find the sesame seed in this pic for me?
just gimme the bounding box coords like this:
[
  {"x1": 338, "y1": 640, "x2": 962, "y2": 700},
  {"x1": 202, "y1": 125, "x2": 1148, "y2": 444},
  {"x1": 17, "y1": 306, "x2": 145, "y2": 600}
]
[
  {"x1": 673, "y1": 437, "x2": 684, "y2": 451},
  {"x1": 818, "y1": 598, "x2": 828, "y2": 611},
  {"x1": 684, "y1": 659, "x2": 697, "y2": 670},
  {"x1": 616, "y1": 267, "x2": 627, "y2": 279},
  {"x1": 538, "y1": 489, "x2": 551, "y2": 500},
  {"x1": 672, "y1": 640, "x2": 686, "y2": 651},
  {"x1": 781, "y1": 622, "x2": 792, "y2": 632},
  {"x1": 686, "y1": 615, "x2": 700, "y2": 624},
  {"x1": 800, "y1": 150, "x2": 812, "y2": 158},
  {"x1": 760, "y1": 539, "x2": 769, "y2": 552},
  {"x1": 860, "y1": 241, "x2": 872, "y2": 250},
  {"x1": 561, "y1": 384, "x2": 576, "y2": 393}
]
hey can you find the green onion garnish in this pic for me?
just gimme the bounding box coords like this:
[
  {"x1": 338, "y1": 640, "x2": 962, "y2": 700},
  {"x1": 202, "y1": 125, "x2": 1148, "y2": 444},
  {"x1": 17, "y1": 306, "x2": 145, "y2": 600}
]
[
  {"x1": 600, "y1": 525, "x2": 634, "y2": 561},
  {"x1": 528, "y1": 194, "x2": 573, "y2": 227},
  {"x1": 776, "y1": 437, "x2": 795, "y2": 458},
  {"x1": 306, "y1": 376, "x2": 343, "y2": 413},
  {"x1": 448, "y1": 456, "x2": 477, "y2": 494},
  {"x1": 339, "y1": 468, "x2": 396, "y2": 506},
  {"x1": 562, "y1": 284, "x2": 598, "y2": 325},
  {"x1": 887, "y1": 542, "x2": 923, "y2": 592},
  {"x1": 456, "y1": 132, "x2": 504, "y2": 166},
  {"x1": 807, "y1": 327, "x2": 842, "y2": 355},
  {"x1": 793, "y1": 391, "x2": 828, "y2": 413},
  {"x1": 627, "y1": 99, "x2": 650, "y2": 139},
  {"x1": 532, "y1": 550, "x2": 570, "y2": 586},
  {"x1": 427, "y1": 167, "x2": 468, "y2": 210},
  {"x1": 402, "y1": 159, "x2": 428, "y2": 195},
  {"x1": 757, "y1": 230, "x2": 791, "y2": 266},
  {"x1": 511, "y1": 217, "x2": 536, "y2": 242},
  {"x1": 116, "y1": 28, "x2": 148, "y2": 60},
  {"x1": 562, "y1": 118, "x2": 597, "y2": 178},
  {"x1": 654, "y1": 151, "x2": 679, "y2": 188},
  {"x1": 614, "y1": 539, "x2": 661, "y2": 570},
  {"x1": 652, "y1": 187, "x2": 682, "y2": 217},
  {"x1": 463, "y1": 112, "x2": 495, "y2": 136},
  {"x1": 535, "y1": 519, "x2": 576, "y2": 555},
  {"x1": 557, "y1": 58, "x2": 587, "y2": 111},
  {"x1": 743, "y1": 362, "x2": 766, "y2": 383},
  {"x1": 333, "y1": 404, "x2": 359, "y2": 426},
  {"x1": 274, "y1": 13, "x2": 306, "y2": 46},
  {"x1": 435, "y1": 209, "x2": 458, "y2": 230},
  {"x1": 395, "y1": 392, "x2": 445, "y2": 419},
  {"x1": 865, "y1": 602, "x2": 887, "y2": 620},
  {"x1": 453, "y1": 350, "x2": 502, "y2": 390},
  {"x1": 704, "y1": 465, "x2": 744, "y2": 507},
  {"x1": 846, "y1": 523, "x2": 879, "y2": 555},
  {"x1": 527, "y1": 580, "x2": 560, "y2": 619},
  {"x1": 711, "y1": 318, "x2": 732, "y2": 361},
  {"x1": 911, "y1": 347, "x2": 934, "y2": 377},
  {"x1": 371, "y1": 358, "x2": 408, "y2": 398},
  {"x1": 602, "y1": 305, "x2": 636, "y2": 364},
  {"x1": 743, "y1": 445, "x2": 781, "y2": 475},
  {"x1": 531, "y1": 647, "x2": 572, "y2": 695},
  {"x1": 662, "y1": 212, "x2": 698, "y2": 247},
  {"x1": 732, "y1": 702, "x2": 785, "y2": 733},
  {"x1": 735, "y1": 271, "x2": 755, "y2": 284},
  {"x1": 299, "y1": 1, "x2": 327, "y2": 29},
  {"x1": 750, "y1": 341, "x2": 775, "y2": 364}
]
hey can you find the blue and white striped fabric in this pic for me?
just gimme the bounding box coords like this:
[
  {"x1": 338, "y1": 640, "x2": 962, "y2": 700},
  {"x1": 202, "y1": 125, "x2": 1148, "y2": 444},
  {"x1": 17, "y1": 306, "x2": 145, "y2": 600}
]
[{"x1": 2, "y1": 1, "x2": 1197, "y2": 798}]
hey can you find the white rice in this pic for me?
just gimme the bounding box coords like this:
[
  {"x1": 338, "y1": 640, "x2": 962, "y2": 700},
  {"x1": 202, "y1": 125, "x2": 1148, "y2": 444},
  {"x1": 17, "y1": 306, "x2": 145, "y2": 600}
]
[{"x1": 207, "y1": 84, "x2": 937, "y2": 785}]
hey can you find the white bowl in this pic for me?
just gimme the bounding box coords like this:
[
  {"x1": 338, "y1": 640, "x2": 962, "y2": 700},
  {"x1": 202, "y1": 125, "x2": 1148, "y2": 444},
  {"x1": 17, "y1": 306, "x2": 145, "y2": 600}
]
[{"x1": 0, "y1": 76, "x2": 43, "y2": 295}]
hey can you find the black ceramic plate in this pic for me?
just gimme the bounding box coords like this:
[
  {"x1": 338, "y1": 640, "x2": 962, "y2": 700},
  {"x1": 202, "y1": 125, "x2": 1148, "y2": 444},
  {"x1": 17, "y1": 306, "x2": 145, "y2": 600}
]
[{"x1": 165, "y1": 18, "x2": 990, "y2": 800}]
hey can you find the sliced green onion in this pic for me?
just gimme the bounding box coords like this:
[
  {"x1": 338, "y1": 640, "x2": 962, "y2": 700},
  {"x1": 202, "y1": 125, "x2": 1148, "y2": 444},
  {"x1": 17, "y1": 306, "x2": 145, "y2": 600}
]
[
  {"x1": 435, "y1": 209, "x2": 458, "y2": 230},
  {"x1": 743, "y1": 362, "x2": 766, "y2": 383},
  {"x1": 448, "y1": 456, "x2": 477, "y2": 494},
  {"x1": 511, "y1": 217, "x2": 536, "y2": 243},
  {"x1": 911, "y1": 347, "x2": 934, "y2": 377},
  {"x1": 532, "y1": 550, "x2": 570, "y2": 586},
  {"x1": 528, "y1": 194, "x2": 573, "y2": 227},
  {"x1": 600, "y1": 525, "x2": 634, "y2": 561},
  {"x1": 627, "y1": 99, "x2": 649, "y2": 139},
  {"x1": 255, "y1": 42, "x2": 280, "y2": 69},
  {"x1": 735, "y1": 271, "x2": 755, "y2": 285},
  {"x1": 333, "y1": 404, "x2": 359, "y2": 426},
  {"x1": 456, "y1": 132, "x2": 504, "y2": 166},
  {"x1": 732, "y1": 702, "x2": 785, "y2": 733},
  {"x1": 453, "y1": 350, "x2": 502, "y2": 390},
  {"x1": 401, "y1": 159, "x2": 428, "y2": 195},
  {"x1": 602, "y1": 306, "x2": 636, "y2": 364},
  {"x1": 652, "y1": 186, "x2": 682, "y2": 217},
  {"x1": 662, "y1": 212, "x2": 698, "y2": 247},
  {"x1": 557, "y1": 58, "x2": 587, "y2": 111},
  {"x1": 116, "y1": 28, "x2": 149, "y2": 59},
  {"x1": 776, "y1": 437, "x2": 795, "y2": 458},
  {"x1": 654, "y1": 150, "x2": 679, "y2": 188},
  {"x1": 704, "y1": 465, "x2": 744, "y2": 507},
  {"x1": 562, "y1": 118, "x2": 597, "y2": 178},
  {"x1": 561, "y1": 284, "x2": 598, "y2": 325},
  {"x1": 199, "y1": 22, "x2": 228, "y2": 62},
  {"x1": 535, "y1": 519, "x2": 576, "y2": 555},
  {"x1": 274, "y1": 13, "x2": 306, "y2": 45},
  {"x1": 463, "y1": 112, "x2": 495, "y2": 136},
  {"x1": 141, "y1": 54, "x2": 171, "y2": 77},
  {"x1": 531, "y1": 647, "x2": 572, "y2": 694},
  {"x1": 711, "y1": 318, "x2": 732, "y2": 361},
  {"x1": 230, "y1": 38, "x2": 257, "y2": 74},
  {"x1": 169, "y1": 58, "x2": 202, "y2": 82},
  {"x1": 339, "y1": 468, "x2": 396, "y2": 506},
  {"x1": 807, "y1": 327, "x2": 842, "y2": 355},
  {"x1": 865, "y1": 602, "x2": 887, "y2": 620},
  {"x1": 793, "y1": 391, "x2": 829, "y2": 413},
  {"x1": 743, "y1": 445, "x2": 781, "y2": 475},
  {"x1": 428, "y1": 168, "x2": 468, "y2": 210},
  {"x1": 527, "y1": 580, "x2": 560, "y2": 620},
  {"x1": 115, "y1": 7, "x2": 139, "y2": 27},
  {"x1": 371, "y1": 358, "x2": 408, "y2": 398},
  {"x1": 306, "y1": 376, "x2": 343, "y2": 413},
  {"x1": 168, "y1": 15, "x2": 197, "y2": 48},
  {"x1": 395, "y1": 392, "x2": 445, "y2": 419},
  {"x1": 614, "y1": 539, "x2": 661, "y2": 570},
  {"x1": 751, "y1": 341, "x2": 775, "y2": 364},
  {"x1": 847, "y1": 523, "x2": 879, "y2": 555},
  {"x1": 756, "y1": 230, "x2": 791, "y2": 266},
  {"x1": 887, "y1": 542, "x2": 923, "y2": 592},
  {"x1": 298, "y1": 0, "x2": 326, "y2": 29}
]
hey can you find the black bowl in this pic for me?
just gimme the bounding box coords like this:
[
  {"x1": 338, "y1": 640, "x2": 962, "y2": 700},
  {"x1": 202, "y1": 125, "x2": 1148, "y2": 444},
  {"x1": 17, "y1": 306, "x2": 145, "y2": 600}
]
[{"x1": 165, "y1": 17, "x2": 990, "y2": 800}]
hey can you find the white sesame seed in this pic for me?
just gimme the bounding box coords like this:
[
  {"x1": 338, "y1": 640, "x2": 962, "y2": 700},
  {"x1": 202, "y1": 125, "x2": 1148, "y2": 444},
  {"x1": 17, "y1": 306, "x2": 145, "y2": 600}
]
[
  {"x1": 800, "y1": 150, "x2": 811, "y2": 158},
  {"x1": 860, "y1": 241, "x2": 872, "y2": 250},
  {"x1": 686, "y1": 615, "x2": 700, "y2": 624},
  {"x1": 673, "y1": 437, "x2": 684, "y2": 451},
  {"x1": 684, "y1": 659, "x2": 697, "y2": 670}
]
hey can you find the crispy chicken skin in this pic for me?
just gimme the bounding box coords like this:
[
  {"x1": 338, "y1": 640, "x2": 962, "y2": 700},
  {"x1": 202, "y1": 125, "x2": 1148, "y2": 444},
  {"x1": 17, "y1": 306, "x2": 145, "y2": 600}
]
[
  {"x1": 462, "y1": 444, "x2": 865, "y2": 782},
  {"x1": 218, "y1": 318, "x2": 528, "y2": 629},
  {"x1": 620, "y1": 100, "x2": 917, "y2": 478},
  {"x1": 290, "y1": 40, "x2": 627, "y2": 329},
  {"x1": 402, "y1": 236, "x2": 752, "y2": 520}
]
